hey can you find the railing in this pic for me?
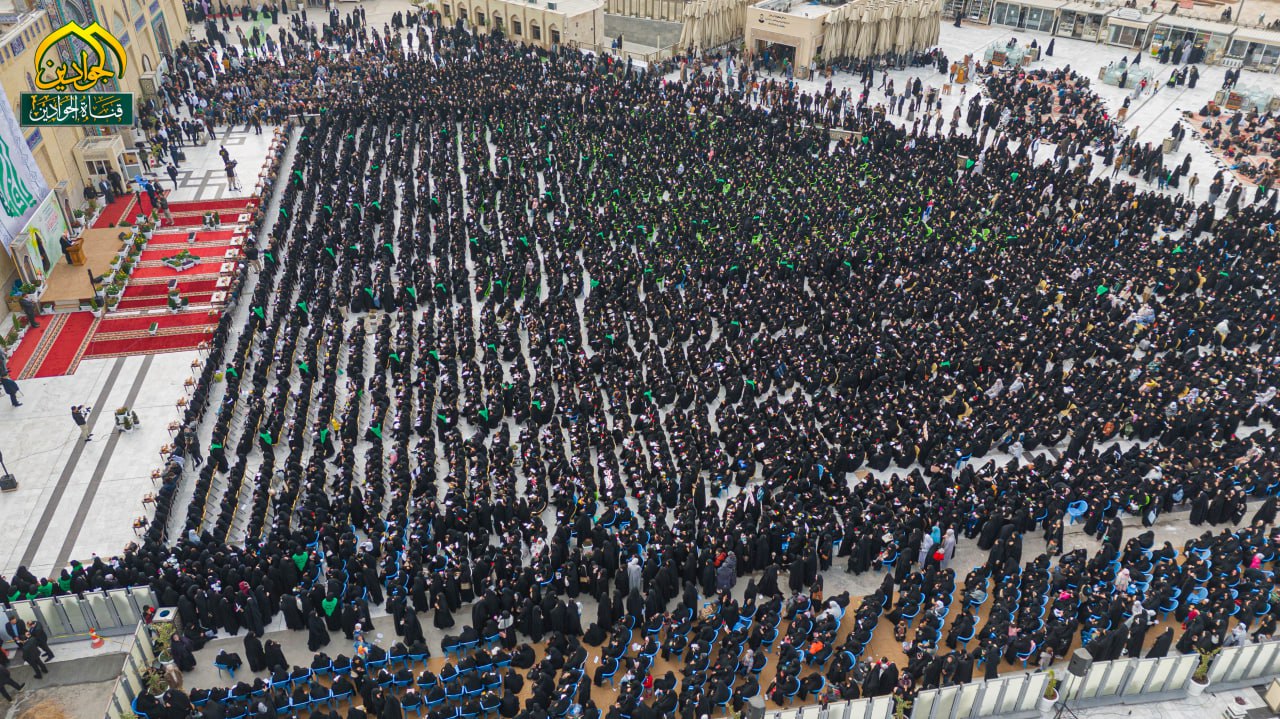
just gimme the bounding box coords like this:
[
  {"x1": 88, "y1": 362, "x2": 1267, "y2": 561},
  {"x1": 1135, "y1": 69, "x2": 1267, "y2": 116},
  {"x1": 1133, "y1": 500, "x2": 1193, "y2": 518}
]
[
  {"x1": 778, "y1": 641, "x2": 1280, "y2": 719},
  {"x1": 8, "y1": 586, "x2": 158, "y2": 644},
  {"x1": 103, "y1": 621, "x2": 155, "y2": 719},
  {"x1": 1209, "y1": 642, "x2": 1280, "y2": 690},
  {"x1": 576, "y1": 41, "x2": 683, "y2": 65}
]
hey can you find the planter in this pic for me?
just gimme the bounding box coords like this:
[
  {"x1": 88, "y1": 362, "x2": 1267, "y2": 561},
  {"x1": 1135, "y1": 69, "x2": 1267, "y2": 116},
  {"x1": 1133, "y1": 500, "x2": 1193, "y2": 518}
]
[
  {"x1": 1188, "y1": 678, "x2": 1207, "y2": 696},
  {"x1": 164, "y1": 260, "x2": 199, "y2": 273},
  {"x1": 1038, "y1": 692, "x2": 1058, "y2": 712}
]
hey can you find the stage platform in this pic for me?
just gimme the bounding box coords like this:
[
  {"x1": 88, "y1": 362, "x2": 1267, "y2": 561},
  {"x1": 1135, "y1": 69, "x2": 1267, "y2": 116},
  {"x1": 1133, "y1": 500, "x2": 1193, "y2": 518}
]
[{"x1": 41, "y1": 228, "x2": 128, "y2": 312}]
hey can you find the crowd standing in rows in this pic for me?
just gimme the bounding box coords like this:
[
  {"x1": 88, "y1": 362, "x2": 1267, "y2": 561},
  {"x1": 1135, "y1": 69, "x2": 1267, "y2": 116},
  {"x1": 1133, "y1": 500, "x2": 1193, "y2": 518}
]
[{"x1": 10, "y1": 3, "x2": 1280, "y2": 718}]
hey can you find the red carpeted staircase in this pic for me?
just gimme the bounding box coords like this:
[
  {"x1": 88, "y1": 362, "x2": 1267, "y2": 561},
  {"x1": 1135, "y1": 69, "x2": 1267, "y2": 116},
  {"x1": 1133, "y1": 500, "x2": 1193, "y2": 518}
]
[
  {"x1": 91, "y1": 196, "x2": 138, "y2": 229},
  {"x1": 166, "y1": 198, "x2": 258, "y2": 214},
  {"x1": 82, "y1": 310, "x2": 219, "y2": 360},
  {"x1": 10, "y1": 312, "x2": 99, "y2": 379}
]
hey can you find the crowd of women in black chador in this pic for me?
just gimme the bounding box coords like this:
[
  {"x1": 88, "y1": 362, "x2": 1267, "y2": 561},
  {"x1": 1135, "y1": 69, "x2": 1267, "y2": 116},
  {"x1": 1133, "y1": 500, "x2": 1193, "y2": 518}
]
[{"x1": 26, "y1": 9, "x2": 1280, "y2": 719}]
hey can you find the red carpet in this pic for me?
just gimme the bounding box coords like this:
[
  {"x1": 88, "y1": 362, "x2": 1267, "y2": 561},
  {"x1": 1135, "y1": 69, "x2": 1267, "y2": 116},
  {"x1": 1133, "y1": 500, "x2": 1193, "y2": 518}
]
[
  {"x1": 83, "y1": 332, "x2": 213, "y2": 359},
  {"x1": 165, "y1": 212, "x2": 244, "y2": 227},
  {"x1": 25, "y1": 312, "x2": 98, "y2": 378},
  {"x1": 139, "y1": 244, "x2": 236, "y2": 263},
  {"x1": 82, "y1": 308, "x2": 220, "y2": 360},
  {"x1": 6, "y1": 319, "x2": 50, "y2": 378},
  {"x1": 146, "y1": 230, "x2": 238, "y2": 248},
  {"x1": 92, "y1": 196, "x2": 137, "y2": 229},
  {"x1": 130, "y1": 263, "x2": 223, "y2": 281},
  {"x1": 96, "y1": 312, "x2": 218, "y2": 335},
  {"x1": 122, "y1": 279, "x2": 220, "y2": 298},
  {"x1": 167, "y1": 198, "x2": 258, "y2": 214},
  {"x1": 118, "y1": 293, "x2": 215, "y2": 311}
]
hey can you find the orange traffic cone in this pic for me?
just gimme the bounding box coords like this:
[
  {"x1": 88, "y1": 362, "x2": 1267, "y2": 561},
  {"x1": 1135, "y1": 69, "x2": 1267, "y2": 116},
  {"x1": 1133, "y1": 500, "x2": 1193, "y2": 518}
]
[{"x1": 89, "y1": 628, "x2": 104, "y2": 648}]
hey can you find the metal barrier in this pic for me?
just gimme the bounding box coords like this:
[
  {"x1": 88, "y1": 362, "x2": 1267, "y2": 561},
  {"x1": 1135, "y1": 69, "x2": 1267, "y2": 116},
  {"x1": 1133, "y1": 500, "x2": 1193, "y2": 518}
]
[
  {"x1": 9, "y1": 586, "x2": 158, "y2": 644},
  {"x1": 772, "y1": 697, "x2": 894, "y2": 719},
  {"x1": 104, "y1": 621, "x2": 155, "y2": 719},
  {"x1": 1209, "y1": 642, "x2": 1280, "y2": 690},
  {"x1": 774, "y1": 643, "x2": 1272, "y2": 719}
]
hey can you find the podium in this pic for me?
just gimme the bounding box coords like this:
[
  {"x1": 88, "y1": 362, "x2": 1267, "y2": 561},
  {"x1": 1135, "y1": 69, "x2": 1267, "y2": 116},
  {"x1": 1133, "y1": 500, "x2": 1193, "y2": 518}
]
[{"x1": 67, "y1": 240, "x2": 87, "y2": 266}]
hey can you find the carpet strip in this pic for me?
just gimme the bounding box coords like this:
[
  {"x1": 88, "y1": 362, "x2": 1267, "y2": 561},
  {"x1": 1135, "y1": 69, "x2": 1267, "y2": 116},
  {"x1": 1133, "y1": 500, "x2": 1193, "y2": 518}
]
[
  {"x1": 91, "y1": 196, "x2": 137, "y2": 229},
  {"x1": 117, "y1": 293, "x2": 216, "y2": 311},
  {"x1": 96, "y1": 311, "x2": 221, "y2": 335},
  {"x1": 138, "y1": 244, "x2": 237, "y2": 263},
  {"x1": 28, "y1": 312, "x2": 98, "y2": 378},
  {"x1": 82, "y1": 330, "x2": 214, "y2": 359},
  {"x1": 129, "y1": 261, "x2": 228, "y2": 281},
  {"x1": 12, "y1": 314, "x2": 62, "y2": 379},
  {"x1": 122, "y1": 279, "x2": 221, "y2": 298},
  {"x1": 166, "y1": 198, "x2": 259, "y2": 213}
]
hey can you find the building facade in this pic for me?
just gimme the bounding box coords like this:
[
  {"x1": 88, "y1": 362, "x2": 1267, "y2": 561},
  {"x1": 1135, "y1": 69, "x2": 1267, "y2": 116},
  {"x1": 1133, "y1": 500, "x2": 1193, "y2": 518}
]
[{"x1": 443, "y1": 0, "x2": 604, "y2": 51}]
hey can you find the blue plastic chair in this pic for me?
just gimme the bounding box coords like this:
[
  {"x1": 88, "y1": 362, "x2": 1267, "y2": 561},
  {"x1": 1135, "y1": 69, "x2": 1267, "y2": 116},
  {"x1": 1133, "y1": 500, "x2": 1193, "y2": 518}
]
[
  {"x1": 1067, "y1": 501, "x2": 1088, "y2": 524},
  {"x1": 1017, "y1": 649, "x2": 1033, "y2": 667},
  {"x1": 901, "y1": 604, "x2": 921, "y2": 627},
  {"x1": 215, "y1": 661, "x2": 237, "y2": 679}
]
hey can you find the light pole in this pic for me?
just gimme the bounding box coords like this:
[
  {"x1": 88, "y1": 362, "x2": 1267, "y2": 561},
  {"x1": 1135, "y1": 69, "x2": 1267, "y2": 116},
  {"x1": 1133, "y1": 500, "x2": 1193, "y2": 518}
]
[{"x1": 0, "y1": 448, "x2": 15, "y2": 491}]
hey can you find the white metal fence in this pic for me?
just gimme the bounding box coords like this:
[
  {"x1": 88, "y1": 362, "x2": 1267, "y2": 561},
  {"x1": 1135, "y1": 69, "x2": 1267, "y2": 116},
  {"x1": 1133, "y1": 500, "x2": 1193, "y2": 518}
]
[
  {"x1": 778, "y1": 640, "x2": 1280, "y2": 719},
  {"x1": 104, "y1": 621, "x2": 155, "y2": 719},
  {"x1": 8, "y1": 586, "x2": 158, "y2": 643}
]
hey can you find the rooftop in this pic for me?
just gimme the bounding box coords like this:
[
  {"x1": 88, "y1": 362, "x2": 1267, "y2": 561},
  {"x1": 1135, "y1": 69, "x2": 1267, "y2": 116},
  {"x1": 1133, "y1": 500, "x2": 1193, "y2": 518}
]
[
  {"x1": 497, "y1": 0, "x2": 603, "y2": 17},
  {"x1": 0, "y1": 8, "x2": 44, "y2": 47},
  {"x1": 754, "y1": 0, "x2": 839, "y2": 19}
]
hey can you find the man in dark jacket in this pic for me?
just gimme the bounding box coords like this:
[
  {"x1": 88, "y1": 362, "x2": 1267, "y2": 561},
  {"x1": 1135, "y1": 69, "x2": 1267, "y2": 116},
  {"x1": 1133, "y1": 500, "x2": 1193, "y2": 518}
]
[
  {"x1": 0, "y1": 663, "x2": 22, "y2": 700},
  {"x1": 19, "y1": 640, "x2": 48, "y2": 678}
]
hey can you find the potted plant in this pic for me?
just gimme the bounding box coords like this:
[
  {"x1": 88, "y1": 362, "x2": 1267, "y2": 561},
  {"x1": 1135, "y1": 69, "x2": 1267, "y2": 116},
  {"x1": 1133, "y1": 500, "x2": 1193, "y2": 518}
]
[
  {"x1": 163, "y1": 249, "x2": 199, "y2": 272},
  {"x1": 1189, "y1": 648, "x2": 1219, "y2": 696},
  {"x1": 144, "y1": 667, "x2": 169, "y2": 696},
  {"x1": 893, "y1": 695, "x2": 912, "y2": 719},
  {"x1": 71, "y1": 208, "x2": 85, "y2": 228},
  {"x1": 106, "y1": 295, "x2": 120, "y2": 310},
  {"x1": 152, "y1": 621, "x2": 176, "y2": 665},
  {"x1": 1039, "y1": 670, "x2": 1059, "y2": 712}
]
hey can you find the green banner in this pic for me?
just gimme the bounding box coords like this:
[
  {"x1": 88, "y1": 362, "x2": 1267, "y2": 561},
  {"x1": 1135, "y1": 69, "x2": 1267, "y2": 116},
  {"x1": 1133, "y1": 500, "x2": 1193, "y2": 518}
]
[{"x1": 20, "y1": 92, "x2": 134, "y2": 126}]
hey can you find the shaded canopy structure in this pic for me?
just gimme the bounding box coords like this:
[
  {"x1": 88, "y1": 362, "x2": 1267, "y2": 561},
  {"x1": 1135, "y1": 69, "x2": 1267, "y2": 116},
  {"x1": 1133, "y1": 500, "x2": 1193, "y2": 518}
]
[
  {"x1": 678, "y1": 0, "x2": 753, "y2": 50},
  {"x1": 822, "y1": 0, "x2": 942, "y2": 60}
]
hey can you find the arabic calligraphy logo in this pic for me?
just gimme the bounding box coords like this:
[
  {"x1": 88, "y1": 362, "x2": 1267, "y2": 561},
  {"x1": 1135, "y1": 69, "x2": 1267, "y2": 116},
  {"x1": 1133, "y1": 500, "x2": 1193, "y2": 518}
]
[
  {"x1": 33, "y1": 21, "x2": 127, "y2": 93},
  {"x1": 0, "y1": 138, "x2": 38, "y2": 219}
]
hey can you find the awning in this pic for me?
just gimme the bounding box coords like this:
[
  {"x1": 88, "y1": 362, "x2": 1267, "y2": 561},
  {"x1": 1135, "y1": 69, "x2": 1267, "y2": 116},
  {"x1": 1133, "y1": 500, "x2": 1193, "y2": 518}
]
[
  {"x1": 1154, "y1": 16, "x2": 1237, "y2": 37},
  {"x1": 1230, "y1": 26, "x2": 1280, "y2": 47},
  {"x1": 1107, "y1": 12, "x2": 1161, "y2": 29},
  {"x1": 1058, "y1": 2, "x2": 1114, "y2": 17},
  {"x1": 994, "y1": 0, "x2": 1066, "y2": 11}
]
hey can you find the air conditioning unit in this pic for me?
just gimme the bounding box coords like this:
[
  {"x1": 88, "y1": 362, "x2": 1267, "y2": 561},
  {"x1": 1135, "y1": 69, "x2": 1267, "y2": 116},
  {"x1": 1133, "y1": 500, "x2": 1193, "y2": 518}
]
[
  {"x1": 139, "y1": 70, "x2": 165, "y2": 99},
  {"x1": 548, "y1": 2, "x2": 556, "y2": 9}
]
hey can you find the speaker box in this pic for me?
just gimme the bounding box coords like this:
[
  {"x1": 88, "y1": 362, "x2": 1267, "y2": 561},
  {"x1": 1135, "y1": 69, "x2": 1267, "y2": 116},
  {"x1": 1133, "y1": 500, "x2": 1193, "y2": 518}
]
[
  {"x1": 0, "y1": 475, "x2": 17, "y2": 492},
  {"x1": 1068, "y1": 647, "x2": 1093, "y2": 677},
  {"x1": 745, "y1": 696, "x2": 766, "y2": 719}
]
